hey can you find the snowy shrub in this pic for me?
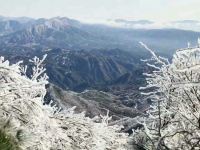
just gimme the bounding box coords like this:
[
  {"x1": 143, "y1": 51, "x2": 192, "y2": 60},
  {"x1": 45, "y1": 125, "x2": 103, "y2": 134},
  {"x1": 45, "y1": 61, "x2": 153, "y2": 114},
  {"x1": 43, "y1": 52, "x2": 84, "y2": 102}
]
[
  {"x1": 0, "y1": 55, "x2": 130, "y2": 150},
  {"x1": 132, "y1": 41, "x2": 200, "y2": 150}
]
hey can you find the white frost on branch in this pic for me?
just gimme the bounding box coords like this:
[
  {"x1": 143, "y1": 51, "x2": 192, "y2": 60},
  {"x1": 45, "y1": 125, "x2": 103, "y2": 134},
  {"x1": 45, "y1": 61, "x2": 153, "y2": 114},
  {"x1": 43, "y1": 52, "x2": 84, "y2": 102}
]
[
  {"x1": 132, "y1": 41, "x2": 200, "y2": 149},
  {"x1": 0, "y1": 55, "x2": 130, "y2": 150}
]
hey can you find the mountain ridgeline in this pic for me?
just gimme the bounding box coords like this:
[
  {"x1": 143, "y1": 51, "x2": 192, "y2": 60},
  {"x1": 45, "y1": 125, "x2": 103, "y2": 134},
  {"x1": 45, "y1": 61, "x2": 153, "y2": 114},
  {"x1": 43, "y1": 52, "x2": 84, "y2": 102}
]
[
  {"x1": 0, "y1": 16, "x2": 200, "y2": 55},
  {"x1": 45, "y1": 48, "x2": 145, "y2": 92},
  {"x1": 0, "y1": 16, "x2": 200, "y2": 121}
]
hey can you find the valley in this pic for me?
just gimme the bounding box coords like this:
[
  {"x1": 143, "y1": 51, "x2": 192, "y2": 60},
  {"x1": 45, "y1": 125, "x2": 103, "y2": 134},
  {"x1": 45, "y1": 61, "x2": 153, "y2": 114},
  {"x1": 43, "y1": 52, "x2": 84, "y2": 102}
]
[{"x1": 0, "y1": 16, "x2": 200, "y2": 132}]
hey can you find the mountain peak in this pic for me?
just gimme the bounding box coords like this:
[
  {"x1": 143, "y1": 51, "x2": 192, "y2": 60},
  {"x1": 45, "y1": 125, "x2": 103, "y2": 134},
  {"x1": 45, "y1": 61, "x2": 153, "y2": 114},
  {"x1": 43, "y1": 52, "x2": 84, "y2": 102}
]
[{"x1": 44, "y1": 18, "x2": 69, "y2": 29}]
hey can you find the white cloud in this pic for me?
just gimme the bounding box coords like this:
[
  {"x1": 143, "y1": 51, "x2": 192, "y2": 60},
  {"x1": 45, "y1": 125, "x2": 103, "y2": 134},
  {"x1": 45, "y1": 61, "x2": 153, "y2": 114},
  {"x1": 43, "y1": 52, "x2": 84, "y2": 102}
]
[
  {"x1": 0, "y1": 0, "x2": 200, "y2": 32},
  {"x1": 106, "y1": 19, "x2": 200, "y2": 32},
  {"x1": 0, "y1": 0, "x2": 200, "y2": 23}
]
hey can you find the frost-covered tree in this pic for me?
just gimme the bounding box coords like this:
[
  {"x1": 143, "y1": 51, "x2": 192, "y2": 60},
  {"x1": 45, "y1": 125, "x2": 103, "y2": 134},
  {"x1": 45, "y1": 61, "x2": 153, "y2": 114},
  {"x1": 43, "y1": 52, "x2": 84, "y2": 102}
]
[
  {"x1": 0, "y1": 55, "x2": 130, "y2": 150},
  {"x1": 132, "y1": 41, "x2": 200, "y2": 150}
]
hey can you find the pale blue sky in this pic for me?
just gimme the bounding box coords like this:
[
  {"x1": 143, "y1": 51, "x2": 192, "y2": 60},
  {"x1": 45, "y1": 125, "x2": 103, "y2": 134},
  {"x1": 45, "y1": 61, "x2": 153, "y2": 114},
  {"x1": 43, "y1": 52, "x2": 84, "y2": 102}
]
[{"x1": 0, "y1": 0, "x2": 200, "y2": 23}]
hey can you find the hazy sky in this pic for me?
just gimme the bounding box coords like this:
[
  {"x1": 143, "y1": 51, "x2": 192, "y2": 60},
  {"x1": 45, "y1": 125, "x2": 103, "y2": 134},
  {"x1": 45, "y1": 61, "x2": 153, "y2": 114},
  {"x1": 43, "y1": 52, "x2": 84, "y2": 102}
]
[{"x1": 0, "y1": 0, "x2": 200, "y2": 23}]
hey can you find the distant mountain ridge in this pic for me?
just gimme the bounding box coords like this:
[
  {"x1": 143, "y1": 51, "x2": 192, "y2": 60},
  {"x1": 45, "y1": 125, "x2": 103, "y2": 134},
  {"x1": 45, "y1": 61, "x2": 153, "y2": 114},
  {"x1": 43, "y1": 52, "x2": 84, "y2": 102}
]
[
  {"x1": 0, "y1": 16, "x2": 200, "y2": 56},
  {"x1": 0, "y1": 16, "x2": 200, "y2": 99},
  {"x1": 0, "y1": 17, "x2": 200, "y2": 115},
  {"x1": 0, "y1": 16, "x2": 200, "y2": 124},
  {"x1": 1, "y1": 16, "x2": 200, "y2": 95}
]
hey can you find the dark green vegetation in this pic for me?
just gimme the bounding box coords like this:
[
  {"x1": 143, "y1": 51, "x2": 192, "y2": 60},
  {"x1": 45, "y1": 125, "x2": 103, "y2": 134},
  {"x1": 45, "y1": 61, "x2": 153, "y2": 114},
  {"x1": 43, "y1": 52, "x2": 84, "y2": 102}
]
[{"x1": 0, "y1": 129, "x2": 21, "y2": 150}]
